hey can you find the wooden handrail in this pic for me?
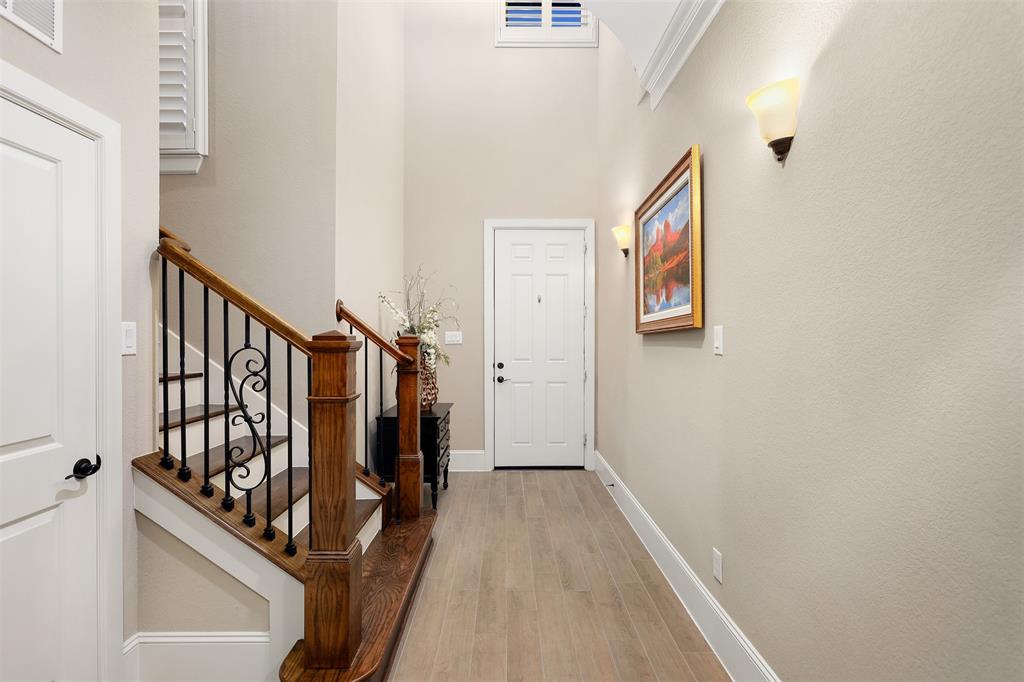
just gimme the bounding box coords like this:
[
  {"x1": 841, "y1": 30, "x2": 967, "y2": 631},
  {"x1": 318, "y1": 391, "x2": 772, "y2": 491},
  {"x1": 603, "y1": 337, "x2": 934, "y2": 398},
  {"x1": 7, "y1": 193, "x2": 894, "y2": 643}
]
[
  {"x1": 335, "y1": 300, "x2": 414, "y2": 366},
  {"x1": 159, "y1": 225, "x2": 191, "y2": 252},
  {"x1": 158, "y1": 230, "x2": 312, "y2": 355}
]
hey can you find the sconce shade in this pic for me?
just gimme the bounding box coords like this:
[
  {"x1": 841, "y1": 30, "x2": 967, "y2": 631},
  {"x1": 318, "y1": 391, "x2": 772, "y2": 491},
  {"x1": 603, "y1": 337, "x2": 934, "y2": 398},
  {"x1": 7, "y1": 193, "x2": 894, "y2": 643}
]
[
  {"x1": 611, "y1": 224, "x2": 631, "y2": 257},
  {"x1": 746, "y1": 77, "x2": 800, "y2": 161}
]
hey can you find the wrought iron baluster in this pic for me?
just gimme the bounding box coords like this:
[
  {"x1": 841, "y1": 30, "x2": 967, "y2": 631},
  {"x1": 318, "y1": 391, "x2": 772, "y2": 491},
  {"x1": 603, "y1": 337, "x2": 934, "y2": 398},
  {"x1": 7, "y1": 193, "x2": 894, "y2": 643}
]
[
  {"x1": 241, "y1": 314, "x2": 256, "y2": 527},
  {"x1": 221, "y1": 300, "x2": 234, "y2": 511},
  {"x1": 307, "y1": 356, "x2": 313, "y2": 551},
  {"x1": 285, "y1": 344, "x2": 296, "y2": 556},
  {"x1": 363, "y1": 334, "x2": 369, "y2": 476},
  {"x1": 263, "y1": 327, "x2": 275, "y2": 540},
  {"x1": 378, "y1": 347, "x2": 385, "y2": 486},
  {"x1": 200, "y1": 286, "x2": 214, "y2": 496},
  {"x1": 178, "y1": 268, "x2": 191, "y2": 482},
  {"x1": 160, "y1": 257, "x2": 172, "y2": 469}
]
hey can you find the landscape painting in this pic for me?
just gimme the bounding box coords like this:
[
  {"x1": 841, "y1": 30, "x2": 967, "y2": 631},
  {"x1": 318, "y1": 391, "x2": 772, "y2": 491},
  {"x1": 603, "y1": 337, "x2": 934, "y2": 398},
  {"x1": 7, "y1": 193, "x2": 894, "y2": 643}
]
[{"x1": 634, "y1": 144, "x2": 703, "y2": 333}]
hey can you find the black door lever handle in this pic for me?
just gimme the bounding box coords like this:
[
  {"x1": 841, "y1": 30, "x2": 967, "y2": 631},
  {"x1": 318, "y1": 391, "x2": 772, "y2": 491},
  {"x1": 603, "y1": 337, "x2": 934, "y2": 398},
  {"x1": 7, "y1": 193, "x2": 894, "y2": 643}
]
[
  {"x1": 65, "y1": 455, "x2": 102, "y2": 481},
  {"x1": 496, "y1": 376, "x2": 505, "y2": 383}
]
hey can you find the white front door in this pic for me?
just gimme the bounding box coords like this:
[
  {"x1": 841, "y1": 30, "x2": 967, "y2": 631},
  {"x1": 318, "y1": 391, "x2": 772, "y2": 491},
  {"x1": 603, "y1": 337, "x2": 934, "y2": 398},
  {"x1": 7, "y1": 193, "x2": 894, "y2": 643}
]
[
  {"x1": 494, "y1": 229, "x2": 586, "y2": 467},
  {"x1": 0, "y1": 96, "x2": 101, "y2": 681}
]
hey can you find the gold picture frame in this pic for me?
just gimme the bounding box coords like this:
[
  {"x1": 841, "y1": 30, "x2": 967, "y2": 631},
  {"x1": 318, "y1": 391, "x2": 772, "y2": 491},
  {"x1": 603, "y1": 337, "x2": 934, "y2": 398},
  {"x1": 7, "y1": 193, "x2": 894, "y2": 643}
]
[{"x1": 634, "y1": 144, "x2": 703, "y2": 333}]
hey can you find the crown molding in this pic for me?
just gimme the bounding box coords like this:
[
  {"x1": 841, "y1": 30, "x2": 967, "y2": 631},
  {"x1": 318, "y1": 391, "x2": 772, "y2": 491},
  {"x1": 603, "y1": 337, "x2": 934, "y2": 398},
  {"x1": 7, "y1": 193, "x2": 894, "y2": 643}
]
[{"x1": 639, "y1": 0, "x2": 724, "y2": 109}]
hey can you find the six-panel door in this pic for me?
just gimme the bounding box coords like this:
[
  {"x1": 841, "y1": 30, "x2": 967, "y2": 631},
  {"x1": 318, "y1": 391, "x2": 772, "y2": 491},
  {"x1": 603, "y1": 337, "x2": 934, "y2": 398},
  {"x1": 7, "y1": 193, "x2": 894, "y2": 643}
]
[{"x1": 494, "y1": 229, "x2": 585, "y2": 467}]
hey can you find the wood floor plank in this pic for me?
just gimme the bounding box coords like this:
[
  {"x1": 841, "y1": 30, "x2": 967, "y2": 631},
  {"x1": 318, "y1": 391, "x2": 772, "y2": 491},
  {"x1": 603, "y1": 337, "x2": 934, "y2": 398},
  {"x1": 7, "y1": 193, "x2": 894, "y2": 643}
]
[
  {"x1": 682, "y1": 653, "x2": 731, "y2": 682},
  {"x1": 428, "y1": 589, "x2": 479, "y2": 682},
  {"x1": 564, "y1": 590, "x2": 620, "y2": 682},
  {"x1": 506, "y1": 589, "x2": 543, "y2": 682},
  {"x1": 527, "y1": 517, "x2": 562, "y2": 592},
  {"x1": 536, "y1": 589, "x2": 581, "y2": 682},
  {"x1": 547, "y1": 503, "x2": 591, "y2": 592},
  {"x1": 389, "y1": 577, "x2": 450, "y2": 682},
  {"x1": 619, "y1": 582, "x2": 696, "y2": 682},
  {"x1": 632, "y1": 559, "x2": 711, "y2": 654},
  {"x1": 522, "y1": 471, "x2": 546, "y2": 518}
]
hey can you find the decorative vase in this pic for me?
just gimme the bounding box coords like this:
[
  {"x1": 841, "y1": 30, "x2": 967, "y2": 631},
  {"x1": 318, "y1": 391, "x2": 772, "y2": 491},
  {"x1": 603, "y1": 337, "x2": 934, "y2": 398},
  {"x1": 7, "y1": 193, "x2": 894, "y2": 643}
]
[{"x1": 420, "y1": 365, "x2": 438, "y2": 412}]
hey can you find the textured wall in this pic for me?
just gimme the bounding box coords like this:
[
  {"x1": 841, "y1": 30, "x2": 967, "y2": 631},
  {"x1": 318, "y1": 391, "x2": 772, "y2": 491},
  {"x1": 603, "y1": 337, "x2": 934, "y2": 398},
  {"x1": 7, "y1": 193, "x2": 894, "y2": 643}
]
[
  {"x1": 403, "y1": 1, "x2": 601, "y2": 449},
  {"x1": 1, "y1": 0, "x2": 159, "y2": 639},
  {"x1": 593, "y1": 2, "x2": 1023, "y2": 679}
]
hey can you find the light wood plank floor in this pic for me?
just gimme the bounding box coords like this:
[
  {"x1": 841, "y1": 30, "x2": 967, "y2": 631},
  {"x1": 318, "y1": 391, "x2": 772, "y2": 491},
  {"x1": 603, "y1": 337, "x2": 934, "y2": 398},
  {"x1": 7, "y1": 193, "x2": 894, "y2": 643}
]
[{"x1": 388, "y1": 470, "x2": 731, "y2": 682}]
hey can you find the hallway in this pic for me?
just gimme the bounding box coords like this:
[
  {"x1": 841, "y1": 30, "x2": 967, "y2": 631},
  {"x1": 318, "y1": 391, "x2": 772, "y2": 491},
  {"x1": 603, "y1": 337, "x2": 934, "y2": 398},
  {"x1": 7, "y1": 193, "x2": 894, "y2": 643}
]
[{"x1": 389, "y1": 470, "x2": 730, "y2": 681}]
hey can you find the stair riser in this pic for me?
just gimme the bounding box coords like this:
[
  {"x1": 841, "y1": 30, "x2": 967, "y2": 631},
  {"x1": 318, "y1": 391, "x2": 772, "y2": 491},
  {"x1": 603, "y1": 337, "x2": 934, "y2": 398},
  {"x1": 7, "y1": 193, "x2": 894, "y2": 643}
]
[
  {"x1": 266, "y1": 495, "x2": 381, "y2": 556},
  {"x1": 158, "y1": 376, "x2": 204, "y2": 409}
]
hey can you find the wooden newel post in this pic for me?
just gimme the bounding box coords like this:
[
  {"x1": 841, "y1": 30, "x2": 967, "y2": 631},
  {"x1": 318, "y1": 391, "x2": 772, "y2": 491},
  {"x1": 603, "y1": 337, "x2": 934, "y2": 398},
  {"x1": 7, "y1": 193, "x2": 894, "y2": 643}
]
[
  {"x1": 304, "y1": 331, "x2": 363, "y2": 668},
  {"x1": 396, "y1": 336, "x2": 423, "y2": 520}
]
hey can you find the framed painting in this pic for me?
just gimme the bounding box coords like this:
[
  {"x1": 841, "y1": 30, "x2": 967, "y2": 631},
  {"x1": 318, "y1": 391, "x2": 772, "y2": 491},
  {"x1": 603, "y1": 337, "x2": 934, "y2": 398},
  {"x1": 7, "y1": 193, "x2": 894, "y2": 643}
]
[{"x1": 634, "y1": 144, "x2": 703, "y2": 333}]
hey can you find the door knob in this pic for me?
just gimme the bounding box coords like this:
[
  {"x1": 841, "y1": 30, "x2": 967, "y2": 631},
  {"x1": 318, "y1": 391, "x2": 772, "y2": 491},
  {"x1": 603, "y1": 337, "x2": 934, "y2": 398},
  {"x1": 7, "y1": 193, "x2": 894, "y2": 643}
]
[
  {"x1": 496, "y1": 376, "x2": 505, "y2": 383},
  {"x1": 497, "y1": 362, "x2": 504, "y2": 369},
  {"x1": 65, "y1": 455, "x2": 102, "y2": 481}
]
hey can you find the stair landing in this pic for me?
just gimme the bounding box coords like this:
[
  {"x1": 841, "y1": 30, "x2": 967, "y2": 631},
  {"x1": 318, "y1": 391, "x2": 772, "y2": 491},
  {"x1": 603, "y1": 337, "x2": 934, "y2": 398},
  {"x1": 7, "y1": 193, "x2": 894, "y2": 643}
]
[{"x1": 279, "y1": 510, "x2": 436, "y2": 682}]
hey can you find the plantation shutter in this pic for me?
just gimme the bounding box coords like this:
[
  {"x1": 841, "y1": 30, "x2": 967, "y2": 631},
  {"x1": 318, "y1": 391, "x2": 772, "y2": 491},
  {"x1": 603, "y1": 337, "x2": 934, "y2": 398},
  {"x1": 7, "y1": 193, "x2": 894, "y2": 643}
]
[
  {"x1": 159, "y1": 0, "x2": 208, "y2": 173},
  {"x1": 496, "y1": 0, "x2": 597, "y2": 47}
]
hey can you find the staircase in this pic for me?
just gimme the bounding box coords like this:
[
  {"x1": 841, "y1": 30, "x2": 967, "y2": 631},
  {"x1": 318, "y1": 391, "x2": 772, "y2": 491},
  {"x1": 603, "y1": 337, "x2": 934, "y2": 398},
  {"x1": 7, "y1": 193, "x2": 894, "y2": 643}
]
[{"x1": 134, "y1": 227, "x2": 435, "y2": 681}]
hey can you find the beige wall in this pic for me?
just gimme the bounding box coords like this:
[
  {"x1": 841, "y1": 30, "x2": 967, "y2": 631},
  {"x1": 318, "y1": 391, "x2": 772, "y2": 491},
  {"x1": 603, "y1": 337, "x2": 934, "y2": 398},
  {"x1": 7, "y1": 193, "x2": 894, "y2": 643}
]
[
  {"x1": 1, "y1": 0, "x2": 159, "y2": 638},
  {"x1": 594, "y1": 2, "x2": 1023, "y2": 679},
  {"x1": 136, "y1": 513, "x2": 268, "y2": 631},
  {"x1": 336, "y1": 1, "x2": 406, "y2": 461},
  {"x1": 403, "y1": 2, "x2": 600, "y2": 449},
  {"x1": 160, "y1": 0, "x2": 339, "y2": 338}
]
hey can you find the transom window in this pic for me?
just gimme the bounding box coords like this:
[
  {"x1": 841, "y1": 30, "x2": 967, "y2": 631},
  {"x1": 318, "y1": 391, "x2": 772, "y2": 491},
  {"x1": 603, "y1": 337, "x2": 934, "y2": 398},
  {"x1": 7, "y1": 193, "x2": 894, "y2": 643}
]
[{"x1": 495, "y1": 0, "x2": 598, "y2": 48}]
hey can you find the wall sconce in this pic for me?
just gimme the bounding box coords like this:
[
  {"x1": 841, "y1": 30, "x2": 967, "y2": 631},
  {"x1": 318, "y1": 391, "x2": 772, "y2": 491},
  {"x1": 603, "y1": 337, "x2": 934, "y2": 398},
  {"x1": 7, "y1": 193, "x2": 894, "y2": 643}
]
[
  {"x1": 611, "y1": 224, "x2": 631, "y2": 258},
  {"x1": 746, "y1": 77, "x2": 800, "y2": 163}
]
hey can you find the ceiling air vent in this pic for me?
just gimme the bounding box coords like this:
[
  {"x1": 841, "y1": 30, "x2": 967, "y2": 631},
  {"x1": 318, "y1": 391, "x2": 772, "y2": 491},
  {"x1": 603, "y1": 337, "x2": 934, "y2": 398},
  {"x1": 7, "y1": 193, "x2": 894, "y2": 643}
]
[{"x1": 1, "y1": 0, "x2": 62, "y2": 52}]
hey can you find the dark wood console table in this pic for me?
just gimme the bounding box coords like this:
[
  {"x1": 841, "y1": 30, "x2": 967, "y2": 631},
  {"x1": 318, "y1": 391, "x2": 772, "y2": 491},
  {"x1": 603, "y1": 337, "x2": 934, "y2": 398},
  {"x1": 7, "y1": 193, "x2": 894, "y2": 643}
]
[{"x1": 376, "y1": 402, "x2": 451, "y2": 509}]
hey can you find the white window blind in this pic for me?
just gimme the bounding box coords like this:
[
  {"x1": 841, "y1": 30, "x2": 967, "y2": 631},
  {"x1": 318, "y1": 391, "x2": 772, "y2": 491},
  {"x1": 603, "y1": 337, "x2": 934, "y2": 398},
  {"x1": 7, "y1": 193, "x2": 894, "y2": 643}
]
[
  {"x1": 496, "y1": 0, "x2": 597, "y2": 47},
  {"x1": 160, "y1": 0, "x2": 208, "y2": 174},
  {"x1": 1, "y1": 0, "x2": 62, "y2": 52}
]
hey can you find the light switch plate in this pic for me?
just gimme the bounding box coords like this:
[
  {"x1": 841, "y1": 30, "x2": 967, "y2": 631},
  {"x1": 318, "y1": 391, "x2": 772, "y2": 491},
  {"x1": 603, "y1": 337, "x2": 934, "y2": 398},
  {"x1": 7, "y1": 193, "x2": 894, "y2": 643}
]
[
  {"x1": 122, "y1": 322, "x2": 137, "y2": 356},
  {"x1": 444, "y1": 330, "x2": 463, "y2": 345},
  {"x1": 713, "y1": 547, "x2": 723, "y2": 584},
  {"x1": 713, "y1": 325, "x2": 724, "y2": 356}
]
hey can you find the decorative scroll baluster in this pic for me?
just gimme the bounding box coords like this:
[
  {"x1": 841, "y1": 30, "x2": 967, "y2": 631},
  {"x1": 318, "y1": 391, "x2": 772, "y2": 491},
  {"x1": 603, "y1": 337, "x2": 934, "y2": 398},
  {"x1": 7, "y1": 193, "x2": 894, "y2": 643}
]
[
  {"x1": 263, "y1": 327, "x2": 275, "y2": 540},
  {"x1": 200, "y1": 286, "x2": 214, "y2": 497},
  {"x1": 222, "y1": 299, "x2": 234, "y2": 511},
  {"x1": 238, "y1": 314, "x2": 259, "y2": 528},
  {"x1": 160, "y1": 257, "x2": 172, "y2": 470},
  {"x1": 285, "y1": 344, "x2": 296, "y2": 556}
]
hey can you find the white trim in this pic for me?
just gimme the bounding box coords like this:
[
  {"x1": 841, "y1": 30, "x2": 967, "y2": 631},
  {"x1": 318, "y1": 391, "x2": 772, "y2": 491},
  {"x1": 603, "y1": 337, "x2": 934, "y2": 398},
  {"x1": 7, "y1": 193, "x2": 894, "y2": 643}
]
[
  {"x1": 159, "y1": 151, "x2": 205, "y2": 174},
  {"x1": 483, "y1": 219, "x2": 596, "y2": 472},
  {"x1": 639, "y1": 0, "x2": 723, "y2": 109},
  {"x1": 122, "y1": 631, "x2": 273, "y2": 681},
  {"x1": 0, "y1": 0, "x2": 63, "y2": 53},
  {"x1": 1, "y1": 59, "x2": 124, "y2": 681},
  {"x1": 593, "y1": 451, "x2": 780, "y2": 682},
  {"x1": 448, "y1": 449, "x2": 490, "y2": 472}
]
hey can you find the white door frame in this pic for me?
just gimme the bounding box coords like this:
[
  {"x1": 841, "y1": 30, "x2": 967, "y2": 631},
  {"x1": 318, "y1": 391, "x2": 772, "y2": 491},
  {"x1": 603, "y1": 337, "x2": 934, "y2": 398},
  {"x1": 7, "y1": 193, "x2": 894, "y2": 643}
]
[
  {"x1": 483, "y1": 219, "x2": 595, "y2": 471},
  {"x1": 1, "y1": 60, "x2": 124, "y2": 679}
]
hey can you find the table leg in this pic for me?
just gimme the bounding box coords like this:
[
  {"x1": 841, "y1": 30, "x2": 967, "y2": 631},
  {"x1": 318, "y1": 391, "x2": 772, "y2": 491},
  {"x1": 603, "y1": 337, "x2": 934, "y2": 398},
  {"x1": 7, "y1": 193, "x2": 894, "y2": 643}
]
[
  {"x1": 443, "y1": 465, "x2": 449, "y2": 490},
  {"x1": 431, "y1": 480, "x2": 438, "y2": 509}
]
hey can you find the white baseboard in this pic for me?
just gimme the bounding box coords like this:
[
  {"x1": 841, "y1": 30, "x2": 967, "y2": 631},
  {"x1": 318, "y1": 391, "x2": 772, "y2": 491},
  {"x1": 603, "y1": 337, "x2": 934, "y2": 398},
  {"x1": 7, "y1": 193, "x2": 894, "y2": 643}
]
[
  {"x1": 593, "y1": 451, "x2": 779, "y2": 682},
  {"x1": 448, "y1": 449, "x2": 491, "y2": 472},
  {"x1": 123, "y1": 632, "x2": 273, "y2": 681}
]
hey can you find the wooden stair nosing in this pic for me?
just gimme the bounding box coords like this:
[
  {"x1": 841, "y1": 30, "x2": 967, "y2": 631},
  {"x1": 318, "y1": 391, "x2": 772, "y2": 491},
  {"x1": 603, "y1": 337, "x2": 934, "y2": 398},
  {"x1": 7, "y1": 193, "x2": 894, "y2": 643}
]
[
  {"x1": 132, "y1": 451, "x2": 307, "y2": 582},
  {"x1": 159, "y1": 371, "x2": 203, "y2": 383},
  {"x1": 159, "y1": 403, "x2": 243, "y2": 432},
  {"x1": 279, "y1": 510, "x2": 437, "y2": 682},
  {"x1": 248, "y1": 467, "x2": 310, "y2": 522},
  {"x1": 293, "y1": 497, "x2": 381, "y2": 550},
  {"x1": 186, "y1": 434, "x2": 290, "y2": 479}
]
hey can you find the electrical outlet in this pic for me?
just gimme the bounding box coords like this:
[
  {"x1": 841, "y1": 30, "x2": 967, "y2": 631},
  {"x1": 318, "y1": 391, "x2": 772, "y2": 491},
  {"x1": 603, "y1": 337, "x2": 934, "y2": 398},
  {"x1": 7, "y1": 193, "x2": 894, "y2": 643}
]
[
  {"x1": 444, "y1": 330, "x2": 463, "y2": 345},
  {"x1": 713, "y1": 325, "x2": 724, "y2": 356},
  {"x1": 712, "y1": 547, "x2": 723, "y2": 584},
  {"x1": 122, "y1": 322, "x2": 137, "y2": 356}
]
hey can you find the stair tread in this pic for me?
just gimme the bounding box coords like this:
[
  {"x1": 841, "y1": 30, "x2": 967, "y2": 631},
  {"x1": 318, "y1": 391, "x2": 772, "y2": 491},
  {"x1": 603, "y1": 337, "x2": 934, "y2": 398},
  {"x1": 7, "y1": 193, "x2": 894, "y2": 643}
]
[
  {"x1": 248, "y1": 467, "x2": 310, "y2": 522},
  {"x1": 293, "y1": 497, "x2": 381, "y2": 549},
  {"x1": 158, "y1": 371, "x2": 203, "y2": 383},
  {"x1": 159, "y1": 403, "x2": 242, "y2": 431},
  {"x1": 279, "y1": 510, "x2": 437, "y2": 681},
  {"x1": 185, "y1": 434, "x2": 289, "y2": 478}
]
